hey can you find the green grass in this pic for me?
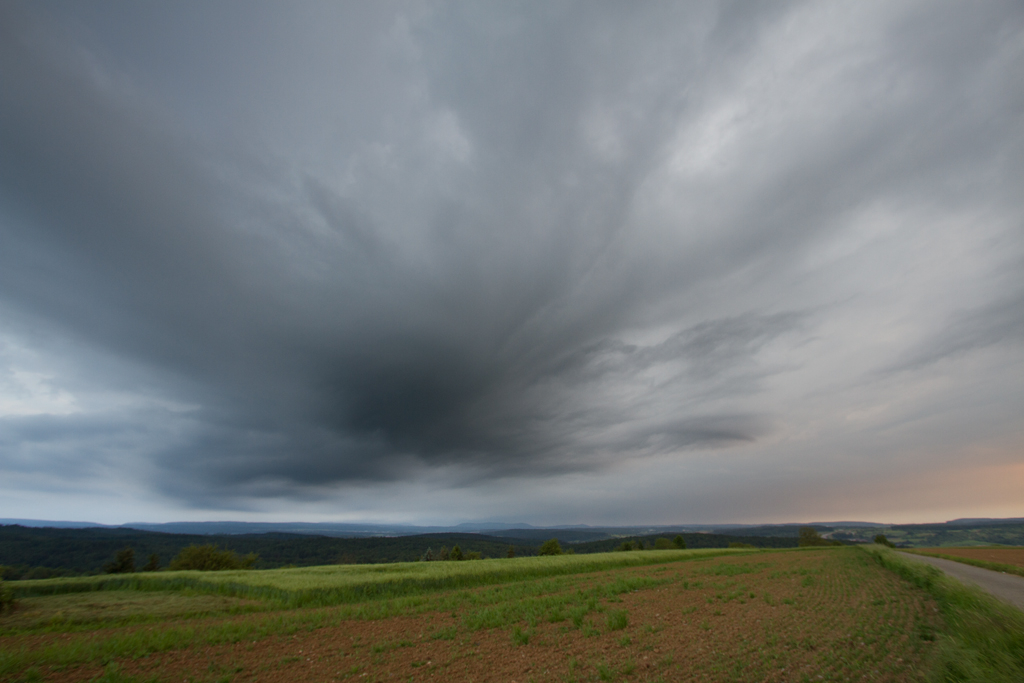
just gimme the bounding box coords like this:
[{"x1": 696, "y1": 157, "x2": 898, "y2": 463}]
[
  {"x1": 605, "y1": 609, "x2": 628, "y2": 631},
  {"x1": 0, "y1": 591, "x2": 265, "y2": 634},
  {"x1": 8, "y1": 548, "x2": 752, "y2": 609},
  {"x1": 862, "y1": 544, "x2": 1024, "y2": 682},
  {"x1": 460, "y1": 575, "x2": 659, "y2": 632},
  {"x1": 902, "y1": 550, "x2": 1024, "y2": 579}
]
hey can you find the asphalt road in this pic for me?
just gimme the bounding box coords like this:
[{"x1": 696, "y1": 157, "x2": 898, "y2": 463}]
[{"x1": 901, "y1": 552, "x2": 1024, "y2": 610}]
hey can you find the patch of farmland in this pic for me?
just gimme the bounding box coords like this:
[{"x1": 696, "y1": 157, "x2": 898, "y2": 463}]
[
  {"x1": 914, "y1": 547, "x2": 1024, "y2": 569},
  {"x1": 4, "y1": 548, "x2": 942, "y2": 682},
  {"x1": 9, "y1": 548, "x2": 747, "y2": 608}
]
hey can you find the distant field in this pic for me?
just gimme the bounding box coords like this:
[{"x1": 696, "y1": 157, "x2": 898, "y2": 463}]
[
  {"x1": 9, "y1": 548, "x2": 746, "y2": 608},
  {"x1": 0, "y1": 547, "x2": 946, "y2": 682},
  {"x1": 912, "y1": 547, "x2": 1024, "y2": 568},
  {"x1": 906, "y1": 547, "x2": 1024, "y2": 578}
]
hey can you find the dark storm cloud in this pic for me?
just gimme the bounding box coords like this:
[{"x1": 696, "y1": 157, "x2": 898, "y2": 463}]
[{"x1": 1, "y1": 0, "x2": 1022, "y2": 515}]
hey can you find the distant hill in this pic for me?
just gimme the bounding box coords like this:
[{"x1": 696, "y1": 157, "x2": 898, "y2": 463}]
[
  {"x1": 479, "y1": 528, "x2": 612, "y2": 543},
  {"x1": 0, "y1": 519, "x2": 114, "y2": 529},
  {"x1": 570, "y1": 533, "x2": 799, "y2": 552},
  {"x1": 0, "y1": 525, "x2": 538, "y2": 577},
  {"x1": 2, "y1": 516, "x2": 1021, "y2": 571},
  {"x1": 0, "y1": 524, "x2": 798, "y2": 578}
]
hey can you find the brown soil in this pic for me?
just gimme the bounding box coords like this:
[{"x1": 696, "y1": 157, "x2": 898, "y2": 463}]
[
  {"x1": 916, "y1": 547, "x2": 1024, "y2": 568},
  {"x1": 3, "y1": 549, "x2": 941, "y2": 682}
]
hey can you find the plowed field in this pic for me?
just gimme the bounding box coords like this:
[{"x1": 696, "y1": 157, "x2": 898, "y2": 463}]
[
  {"x1": 1, "y1": 548, "x2": 942, "y2": 682},
  {"x1": 915, "y1": 547, "x2": 1024, "y2": 568}
]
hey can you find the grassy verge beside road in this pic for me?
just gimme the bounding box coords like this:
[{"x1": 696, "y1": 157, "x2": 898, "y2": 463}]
[{"x1": 862, "y1": 544, "x2": 1024, "y2": 682}]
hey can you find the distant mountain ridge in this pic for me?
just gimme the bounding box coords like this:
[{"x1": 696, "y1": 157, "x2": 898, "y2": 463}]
[{"x1": 1, "y1": 517, "x2": 1021, "y2": 540}]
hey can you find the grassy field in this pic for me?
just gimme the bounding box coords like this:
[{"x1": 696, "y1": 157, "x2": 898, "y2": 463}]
[
  {"x1": 0, "y1": 546, "x2": 1019, "y2": 682},
  {"x1": 8, "y1": 548, "x2": 746, "y2": 608}
]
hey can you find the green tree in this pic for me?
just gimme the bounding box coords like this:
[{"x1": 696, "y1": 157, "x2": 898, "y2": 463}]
[
  {"x1": 506, "y1": 545, "x2": 515, "y2": 558},
  {"x1": 450, "y1": 545, "x2": 464, "y2": 561},
  {"x1": 673, "y1": 535, "x2": 687, "y2": 549},
  {"x1": 142, "y1": 554, "x2": 160, "y2": 571},
  {"x1": 538, "y1": 538, "x2": 563, "y2": 555},
  {"x1": 654, "y1": 537, "x2": 673, "y2": 549},
  {"x1": 105, "y1": 547, "x2": 135, "y2": 574},
  {"x1": 799, "y1": 526, "x2": 823, "y2": 546},
  {"x1": 874, "y1": 534, "x2": 895, "y2": 548},
  {"x1": 618, "y1": 541, "x2": 634, "y2": 551},
  {"x1": 168, "y1": 544, "x2": 257, "y2": 571},
  {"x1": 798, "y1": 526, "x2": 841, "y2": 547}
]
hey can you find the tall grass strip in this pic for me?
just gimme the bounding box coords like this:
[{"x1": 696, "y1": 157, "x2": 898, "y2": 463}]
[
  {"x1": 9, "y1": 549, "x2": 752, "y2": 608},
  {"x1": 861, "y1": 544, "x2": 1024, "y2": 682}
]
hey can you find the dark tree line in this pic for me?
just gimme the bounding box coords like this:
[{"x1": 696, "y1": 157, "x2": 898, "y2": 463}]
[
  {"x1": 0, "y1": 526, "x2": 802, "y2": 579},
  {"x1": 0, "y1": 526, "x2": 536, "y2": 577}
]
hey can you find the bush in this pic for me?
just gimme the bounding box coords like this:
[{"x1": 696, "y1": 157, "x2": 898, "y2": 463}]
[
  {"x1": 673, "y1": 535, "x2": 687, "y2": 549},
  {"x1": 873, "y1": 534, "x2": 895, "y2": 548},
  {"x1": 168, "y1": 544, "x2": 258, "y2": 571},
  {"x1": 654, "y1": 537, "x2": 673, "y2": 549},
  {"x1": 507, "y1": 545, "x2": 515, "y2": 558},
  {"x1": 728, "y1": 542, "x2": 756, "y2": 549},
  {"x1": 465, "y1": 551, "x2": 482, "y2": 560},
  {"x1": 105, "y1": 547, "x2": 136, "y2": 574},
  {"x1": 618, "y1": 541, "x2": 634, "y2": 551},
  {"x1": 538, "y1": 538, "x2": 563, "y2": 556},
  {"x1": 142, "y1": 554, "x2": 160, "y2": 571}
]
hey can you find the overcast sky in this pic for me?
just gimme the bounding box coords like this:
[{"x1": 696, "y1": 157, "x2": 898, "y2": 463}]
[{"x1": 1, "y1": 1, "x2": 1022, "y2": 526}]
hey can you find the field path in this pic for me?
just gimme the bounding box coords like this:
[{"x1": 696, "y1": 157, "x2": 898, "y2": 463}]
[{"x1": 901, "y1": 552, "x2": 1024, "y2": 609}]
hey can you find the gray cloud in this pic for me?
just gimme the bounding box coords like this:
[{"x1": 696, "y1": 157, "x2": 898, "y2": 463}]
[
  {"x1": 888, "y1": 286, "x2": 1024, "y2": 373},
  {"x1": 0, "y1": 1, "x2": 1022, "y2": 521}
]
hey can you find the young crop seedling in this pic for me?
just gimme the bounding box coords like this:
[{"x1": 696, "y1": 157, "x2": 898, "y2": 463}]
[{"x1": 606, "y1": 609, "x2": 628, "y2": 631}]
